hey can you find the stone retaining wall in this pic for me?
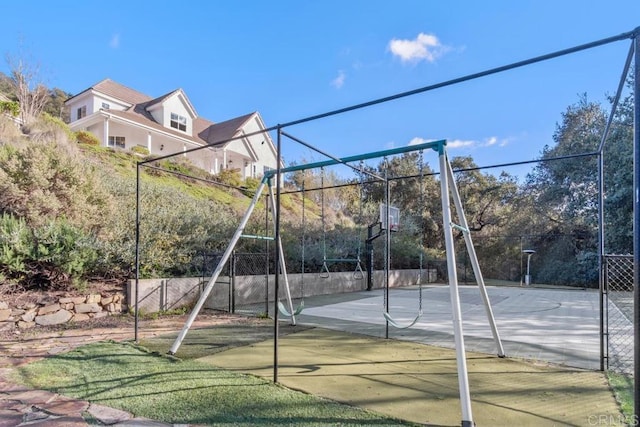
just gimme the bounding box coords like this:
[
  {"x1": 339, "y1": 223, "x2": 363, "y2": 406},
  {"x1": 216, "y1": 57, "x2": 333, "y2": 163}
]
[{"x1": 0, "y1": 292, "x2": 126, "y2": 330}]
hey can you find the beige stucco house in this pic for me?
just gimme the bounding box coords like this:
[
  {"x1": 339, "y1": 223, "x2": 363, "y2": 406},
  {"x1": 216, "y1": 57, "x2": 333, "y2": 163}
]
[{"x1": 64, "y1": 79, "x2": 279, "y2": 178}]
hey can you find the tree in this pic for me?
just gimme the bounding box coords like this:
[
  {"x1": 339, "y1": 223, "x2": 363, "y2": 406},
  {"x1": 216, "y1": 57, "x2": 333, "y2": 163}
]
[
  {"x1": 43, "y1": 87, "x2": 71, "y2": 122},
  {"x1": 521, "y1": 95, "x2": 606, "y2": 285},
  {"x1": 5, "y1": 51, "x2": 49, "y2": 125},
  {"x1": 602, "y1": 73, "x2": 634, "y2": 254}
]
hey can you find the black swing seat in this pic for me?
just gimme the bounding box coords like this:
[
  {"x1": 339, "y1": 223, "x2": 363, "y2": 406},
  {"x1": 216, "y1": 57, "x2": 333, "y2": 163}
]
[{"x1": 319, "y1": 258, "x2": 364, "y2": 279}]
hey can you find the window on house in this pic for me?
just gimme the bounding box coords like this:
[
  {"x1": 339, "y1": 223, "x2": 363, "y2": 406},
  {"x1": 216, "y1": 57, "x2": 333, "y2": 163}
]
[
  {"x1": 170, "y1": 113, "x2": 187, "y2": 132},
  {"x1": 108, "y1": 136, "x2": 126, "y2": 149},
  {"x1": 77, "y1": 106, "x2": 86, "y2": 120},
  {"x1": 101, "y1": 102, "x2": 110, "y2": 109}
]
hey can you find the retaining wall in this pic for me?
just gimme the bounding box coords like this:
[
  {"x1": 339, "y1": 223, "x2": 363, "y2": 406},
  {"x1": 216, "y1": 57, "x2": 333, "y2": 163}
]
[
  {"x1": 0, "y1": 292, "x2": 126, "y2": 331},
  {"x1": 127, "y1": 269, "x2": 437, "y2": 313}
]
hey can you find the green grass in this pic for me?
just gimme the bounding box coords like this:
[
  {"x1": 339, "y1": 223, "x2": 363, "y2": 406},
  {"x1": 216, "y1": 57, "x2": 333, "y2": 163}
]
[
  {"x1": 607, "y1": 371, "x2": 634, "y2": 419},
  {"x1": 15, "y1": 341, "x2": 417, "y2": 427}
]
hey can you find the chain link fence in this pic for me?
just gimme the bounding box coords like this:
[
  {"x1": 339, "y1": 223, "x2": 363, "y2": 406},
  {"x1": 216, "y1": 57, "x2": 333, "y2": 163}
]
[
  {"x1": 231, "y1": 252, "x2": 271, "y2": 317},
  {"x1": 604, "y1": 255, "x2": 634, "y2": 375}
]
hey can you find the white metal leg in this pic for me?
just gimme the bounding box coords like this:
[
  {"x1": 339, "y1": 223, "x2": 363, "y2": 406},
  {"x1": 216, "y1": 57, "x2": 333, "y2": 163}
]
[
  {"x1": 168, "y1": 179, "x2": 268, "y2": 355},
  {"x1": 439, "y1": 151, "x2": 474, "y2": 425},
  {"x1": 445, "y1": 157, "x2": 505, "y2": 357}
]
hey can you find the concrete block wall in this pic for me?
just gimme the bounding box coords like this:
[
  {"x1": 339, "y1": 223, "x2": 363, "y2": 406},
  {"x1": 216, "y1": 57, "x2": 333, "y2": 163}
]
[{"x1": 128, "y1": 269, "x2": 437, "y2": 314}]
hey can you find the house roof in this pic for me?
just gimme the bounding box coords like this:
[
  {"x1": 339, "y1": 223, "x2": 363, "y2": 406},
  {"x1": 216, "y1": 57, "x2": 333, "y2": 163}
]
[
  {"x1": 94, "y1": 79, "x2": 152, "y2": 105},
  {"x1": 66, "y1": 78, "x2": 152, "y2": 105},
  {"x1": 197, "y1": 112, "x2": 255, "y2": 145},
  {"x1": 68, "y1": 78, "x2": 269, "y2": 152},
  {"x1": 145, "y1": 88, "x2": 198, "y2": 118}
]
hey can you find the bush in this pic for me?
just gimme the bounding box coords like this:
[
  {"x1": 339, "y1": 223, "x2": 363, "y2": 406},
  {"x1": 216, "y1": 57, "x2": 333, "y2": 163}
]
[
  {"x1": 93, "y1": 173, "x2": 238, "y2": 279},
  {"x1": 0, "y1": 100, "x2": 19, "y2": 117},
  {"x1": 216, "y1": 168, "x2": 242, "y2": 188},
  {"x1": 0, "y1": 214, "x2": 31, "y2": 281},
  {"x1": 0, "y1": 141, "x2": 113, "y2": 230},
  {"x1": 23, "y1": 113, "x2": 76, "y2": 145},
  {"x1": 131, "y1": 145, "x2": 150, "y2": 156},
  {"x1": 75, "y1": 130, "x2": 100, "y2": 146},
  {"x1": 0, "y1": 214, "x2": 98, "y2": 291},
  {"x1": 0, "y1": 115, "x2": 24, "y2": 146}
]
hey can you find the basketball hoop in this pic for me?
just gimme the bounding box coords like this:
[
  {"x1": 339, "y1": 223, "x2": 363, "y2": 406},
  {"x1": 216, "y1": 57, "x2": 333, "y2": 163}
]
[{"x1": 380, "y1": 204, "x2": 400, "y2": 232}]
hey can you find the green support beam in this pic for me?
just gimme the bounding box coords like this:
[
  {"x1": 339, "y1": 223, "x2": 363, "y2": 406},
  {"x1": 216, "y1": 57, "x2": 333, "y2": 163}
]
[{"x1": 264, "y1": 139, "x2": 446, "y2": 178}]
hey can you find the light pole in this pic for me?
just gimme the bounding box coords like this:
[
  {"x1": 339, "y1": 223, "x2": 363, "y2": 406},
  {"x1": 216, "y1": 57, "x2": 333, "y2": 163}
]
[{"x1": 523, "y1": 249, "x2": 535, "y2": 286}]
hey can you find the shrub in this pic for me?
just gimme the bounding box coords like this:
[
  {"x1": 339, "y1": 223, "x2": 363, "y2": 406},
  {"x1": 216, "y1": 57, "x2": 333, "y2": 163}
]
[
  {"x1": 23, "y1": 113, "x2": 76, "y2": 145},
  {"x1": 0, "y1": 141, "x2": 113, "y2": 230},
  {"x1": 93, "y1": 173, "x2": 238, "y2": 279},
  {"x1": 0, "y1": 214, "x2": 98, "y2": 292},
  {"x1": 0, "y1": 214, "x2": 31, "y2": 282},
  {"x1": 75, "y1": 130, "x2": 100, "y2": 146},
  {"x1": 216, "y1": 168, "x2": 242, "y2": 188},
  {"x1": 0, "y1": 115, "x2": 24, "y2": 146},
  {"x1": 131, "y1": 145, "x2": 150, "y2": 156},
  {"x1": 0, "y1": 100, "x2": 19, "y2": 117}
]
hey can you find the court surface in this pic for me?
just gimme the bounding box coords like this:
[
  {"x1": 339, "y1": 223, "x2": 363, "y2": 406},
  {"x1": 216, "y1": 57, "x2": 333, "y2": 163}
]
[
  {"x1": 201, "y1": 285, "x2": 621, "y2": 426},
  {"x1": 294, "y1": 284, "x2": 602, "y2": 370}
]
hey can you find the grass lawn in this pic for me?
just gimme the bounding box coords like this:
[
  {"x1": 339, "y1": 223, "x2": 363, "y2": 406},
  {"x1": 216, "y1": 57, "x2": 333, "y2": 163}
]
[
  {"x1": 15, "y1": 340, "x2": 418, "y2": 427},
  {"x1": 607, "y1": 371, "x2": 634, "y2": 420}
]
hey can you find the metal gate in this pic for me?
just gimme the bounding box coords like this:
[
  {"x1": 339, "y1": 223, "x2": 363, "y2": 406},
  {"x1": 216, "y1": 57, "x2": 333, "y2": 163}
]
[
  {"x1": 603, "y1": 254, "x2": 634, "y2": 375},
  {"x1": 231, "y1": 252, "x2": 270, "y2": 317}
]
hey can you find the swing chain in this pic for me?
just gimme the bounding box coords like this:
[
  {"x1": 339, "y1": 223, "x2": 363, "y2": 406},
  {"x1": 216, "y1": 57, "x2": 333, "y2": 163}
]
[
  {"x1": 301, "y1": 173, "x2": 306, "y2": 291},
  {"x1": 418, "y1": 150, "x2": 424, "y2": 312}
]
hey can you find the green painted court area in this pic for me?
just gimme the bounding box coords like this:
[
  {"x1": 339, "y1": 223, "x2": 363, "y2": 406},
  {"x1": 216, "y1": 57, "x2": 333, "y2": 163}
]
[{"x1": 161, "y1": 325, "x2": 620, "y2": 427}]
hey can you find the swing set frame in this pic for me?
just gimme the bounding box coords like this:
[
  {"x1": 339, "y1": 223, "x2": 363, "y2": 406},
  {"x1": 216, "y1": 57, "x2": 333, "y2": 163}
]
[
  {"x1": 166, "y1": 135, "x2": 505, "y2": 427},
  {"x1": 132, "y1": 27, "x2": 640, "y2": 426}
]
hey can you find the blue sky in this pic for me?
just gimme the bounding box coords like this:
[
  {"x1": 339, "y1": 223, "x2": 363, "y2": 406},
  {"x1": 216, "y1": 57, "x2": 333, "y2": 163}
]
[{"x1": 2, "y1": 1, "x2": 639, "y2": 179}]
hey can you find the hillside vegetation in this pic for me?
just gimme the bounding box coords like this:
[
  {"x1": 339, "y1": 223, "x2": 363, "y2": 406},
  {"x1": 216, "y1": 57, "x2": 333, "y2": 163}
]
[
  {"x1": 0, "y1": 115, "x2": 305, "y2": 293},
  {"x1": 0, "y1": 77, "x2": 635, "y2": 293}
]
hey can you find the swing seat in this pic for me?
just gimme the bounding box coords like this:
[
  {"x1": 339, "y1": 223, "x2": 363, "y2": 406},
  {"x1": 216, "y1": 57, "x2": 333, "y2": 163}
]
[
  {"x1": 353, "y1": 262, "x2": 364, "y2": 280},
  {"x1": 319, "y1": 262, "x2": 330, "y2": 279},
  {"x1": 278, "y1": 300, "x2": 304, "y2": 317},
  {"x1": 383, "y1": 310, "x2": 422, "y2": 329}
]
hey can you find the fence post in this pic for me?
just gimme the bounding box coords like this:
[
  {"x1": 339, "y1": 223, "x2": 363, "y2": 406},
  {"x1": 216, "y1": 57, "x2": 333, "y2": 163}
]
[{"x1": 231, "y1": 251, "x2": 236, "y2": 313}]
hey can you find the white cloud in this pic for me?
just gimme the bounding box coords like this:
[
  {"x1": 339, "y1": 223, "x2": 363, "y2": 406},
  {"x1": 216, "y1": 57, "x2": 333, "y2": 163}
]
[
  {"x1": 408, "y1": 137, "x2": 437, "y2": 146},
  {"x1": 448, "y1": 139, "x2": 476, "y2": 148},
  {"x1": 331, "y1": 70, "x2": 346, "y2": 89},
  {"x1": 407, "y1": 136, "x2": 510, "y2": 150},
  {"x1": 109, "y1": 33, "x2": 120, "y2": 49},
  {"x1": 388, "y1": 33, "x2": 448, "y2": 64}
]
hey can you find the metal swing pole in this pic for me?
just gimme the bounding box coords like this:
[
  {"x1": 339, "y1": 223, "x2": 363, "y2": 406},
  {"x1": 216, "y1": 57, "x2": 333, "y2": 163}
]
[
  {"x1": 438, "y1": 145, "x2": 474, "y2": 426},
  {"x1": 445, "y1": 156, "x2": 505, "y2": 357},
  {"x1": 633, "y1": 28, "x2": 640, "y2": 421},
  {"x1": 168, "y1": 177, "x2": 269, "y2": 355},
  {"x1": 267, "y1": 184, "x2": 297, "y2": 325},
  {"x1": 319, "y1": 167, "x2": 330, "y2": 277},
  {"x1": 384, "y1": 164, "x2": 391, "y2": 339}
]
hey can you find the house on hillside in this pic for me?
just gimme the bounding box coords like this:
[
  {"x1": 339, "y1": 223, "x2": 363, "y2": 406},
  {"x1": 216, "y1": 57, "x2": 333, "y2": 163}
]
[{"x1": 64, "y1": 79, "x2": 279, "y2": 178}]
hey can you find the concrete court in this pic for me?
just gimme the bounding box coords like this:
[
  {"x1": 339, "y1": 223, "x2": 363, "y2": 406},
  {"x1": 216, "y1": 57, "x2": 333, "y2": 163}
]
[{"x1": 293, "y1": 284, "x2": 603, "y2": 370}]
